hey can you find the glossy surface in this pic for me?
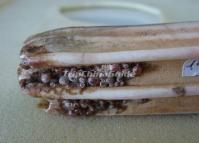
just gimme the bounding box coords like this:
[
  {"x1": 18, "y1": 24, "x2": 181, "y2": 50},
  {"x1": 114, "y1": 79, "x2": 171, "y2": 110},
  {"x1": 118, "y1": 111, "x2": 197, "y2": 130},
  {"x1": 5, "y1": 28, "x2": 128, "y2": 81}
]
[{"x1": 1, "y1": 0, "x2": 199, "y2": 143}]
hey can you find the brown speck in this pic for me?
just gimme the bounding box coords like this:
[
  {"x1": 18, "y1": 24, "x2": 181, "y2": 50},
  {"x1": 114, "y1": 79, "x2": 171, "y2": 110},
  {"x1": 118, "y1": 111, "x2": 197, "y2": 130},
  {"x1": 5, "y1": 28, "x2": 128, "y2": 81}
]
[
  {"x1": 119, "y1": 81, "x2": 124, "y2": 86},
  {"x1": 37, "y1": 99, "x2": 49, "y2": 109},
  {"x1": 132, "y1": 64, "x2": 142, "y2": 75},
  {"x1": 114, "y1": 82, "x2": 120, "y2": 87},
  {"x1": 136, "y1": 98, "x2": 150, "y2": 104},
  {"x1": 21, "y1": 45, "x2": 47, "y2": 56},
  {"x1": 65, "y1": 89, "x2": 79, "y2": 95},
  {"x1": 172, "y1": 86, "x2": 186, "y2": 96},
  {"x1": 108, "y1": 83, "x2": 114, "y2": 87},
  {"x1": 19, "y1": 79, "x2": 27, "y2": 88},
  {"x1": 88, "y1": 77, "x2": 99, "y2": 86},
  {"x1": 55, "y1": 68, "x2": 64, "y2": 76}
]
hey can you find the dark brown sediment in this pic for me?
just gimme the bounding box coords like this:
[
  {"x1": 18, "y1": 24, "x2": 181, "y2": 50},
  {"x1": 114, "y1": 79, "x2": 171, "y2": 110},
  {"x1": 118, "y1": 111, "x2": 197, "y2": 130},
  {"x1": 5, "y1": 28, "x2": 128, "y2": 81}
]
[
  {"x1": 37, "y1": 98, "x2": 152, "y2": 116},
  {"x1": 39, "y1": 99, "x2": 128, "y2": 116}
]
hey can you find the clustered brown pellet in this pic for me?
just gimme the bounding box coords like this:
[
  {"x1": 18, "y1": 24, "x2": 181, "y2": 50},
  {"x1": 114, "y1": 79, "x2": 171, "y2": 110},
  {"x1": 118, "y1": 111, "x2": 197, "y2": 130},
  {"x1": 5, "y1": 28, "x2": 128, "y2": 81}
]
[
  {"x1": 20, "y1": 63, "x2": 143, "y2": 89},
  {"x1": 60, "y1": 100, "x2": 128, "y2": 116}
]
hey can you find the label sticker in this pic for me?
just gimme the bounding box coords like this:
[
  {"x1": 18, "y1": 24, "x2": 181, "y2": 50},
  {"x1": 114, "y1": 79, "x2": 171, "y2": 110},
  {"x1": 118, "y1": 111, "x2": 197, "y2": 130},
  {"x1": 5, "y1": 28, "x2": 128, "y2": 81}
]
[{"x1": 182, "y1": 59, "x2": 199, "y2": 77}]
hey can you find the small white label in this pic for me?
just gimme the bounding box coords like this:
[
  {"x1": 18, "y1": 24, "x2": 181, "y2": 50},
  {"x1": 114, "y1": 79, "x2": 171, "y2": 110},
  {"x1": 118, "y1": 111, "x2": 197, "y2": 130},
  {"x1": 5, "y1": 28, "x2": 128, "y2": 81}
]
[{"x1": 182, "y1": 59, "x2": 199, "y2": 77}]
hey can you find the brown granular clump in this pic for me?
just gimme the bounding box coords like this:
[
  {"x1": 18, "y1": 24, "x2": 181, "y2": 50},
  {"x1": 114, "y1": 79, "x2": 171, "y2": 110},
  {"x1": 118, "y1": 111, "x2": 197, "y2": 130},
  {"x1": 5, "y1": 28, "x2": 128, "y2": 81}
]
[
  {"x1": 60, "y1": 100, "x2": 128, "y2": 116},
  {"x1": 20, "y1": 63, "x2": 144, "y2": 89}
]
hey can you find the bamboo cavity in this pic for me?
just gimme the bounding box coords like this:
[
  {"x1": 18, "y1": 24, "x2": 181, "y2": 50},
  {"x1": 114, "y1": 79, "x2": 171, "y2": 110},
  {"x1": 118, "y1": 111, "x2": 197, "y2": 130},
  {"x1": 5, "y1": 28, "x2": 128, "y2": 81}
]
[{"x1": 18, "y1": 22, "x2": 199, "y2": 114}]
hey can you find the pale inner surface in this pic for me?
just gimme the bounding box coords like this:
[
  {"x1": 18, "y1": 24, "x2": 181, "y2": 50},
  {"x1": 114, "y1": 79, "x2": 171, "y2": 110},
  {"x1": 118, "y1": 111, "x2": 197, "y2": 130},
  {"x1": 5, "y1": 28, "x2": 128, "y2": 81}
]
[
  {"x1": 26, "y1": 22, "x2": 199, "y2": 54},
  {"x1": 2, "y1": 1, "x2": 199, "y2": 143},
  {"x1": 98, "y1": 96, "x2": 199, "y2": 115},
  {"x1": 127, "y1": 60, "x2": 199, "y2": 86}
]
